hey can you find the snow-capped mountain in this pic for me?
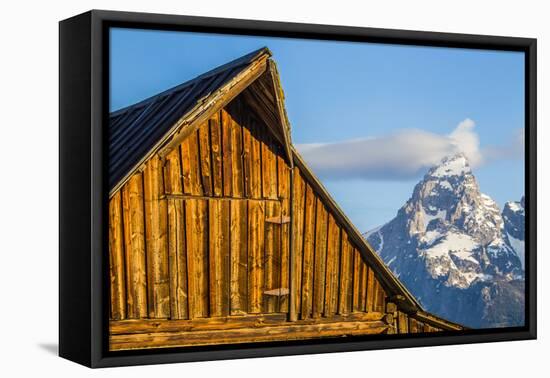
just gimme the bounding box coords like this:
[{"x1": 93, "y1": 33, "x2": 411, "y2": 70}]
[
  {"x1": 365, "y1": 154, "x2": 525, "y2": 328},
  {"x1": 503, "y1": 196, "x2": 526, "y2": 269}
]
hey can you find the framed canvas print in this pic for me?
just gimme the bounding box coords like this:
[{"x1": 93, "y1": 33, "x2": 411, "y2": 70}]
[{"x1": 59, "y1": 10, "x2": 536, "y2": 368}]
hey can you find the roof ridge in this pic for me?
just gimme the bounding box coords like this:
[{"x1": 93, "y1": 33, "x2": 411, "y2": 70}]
[{"x1": 110, "y1": 47, "x2": 271, "y2": 117}]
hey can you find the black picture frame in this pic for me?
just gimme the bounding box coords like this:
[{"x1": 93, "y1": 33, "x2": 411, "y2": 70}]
[{"x1": 59, "y1": 9, "x2": 537, "y2": 368}]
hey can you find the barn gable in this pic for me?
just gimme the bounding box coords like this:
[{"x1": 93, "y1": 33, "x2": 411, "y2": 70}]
[
  {"x1": 108, "y1": 49, "x2": 463, "y2": 351},
  {"x1": 109, "y1": 47, "x2": 292, "y2": 196}
]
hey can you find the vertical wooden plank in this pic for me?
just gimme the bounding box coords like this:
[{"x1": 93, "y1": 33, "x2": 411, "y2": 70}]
[
  {"x1": 261, "y1": 134, "x2": 278, "y2": 200},
  {"x1": 358, "y1": 256, "x2": 367, "y2": 312},
  {"x1": 143, "y1": 156, "x2": 170, "y2": 318},
  {"x1": 398, "y1": 311, "x2": 409, "y2": 334},
  {"x1": 249, "y1": 119, "x2": 262, "y2": 199},
  {"x1": 264, "y1": 201, "x2": 282, "y2": 313},
  {"x1": 230, "y1": 200, "x2": 248, "y2": 314},
  {"x1": 121, "y1": 174, "x2": 147, "y2": 318},
  {"x1": 185, "y1": 199, "x2": 209, "y2": 318},
  {"x1": 208, "y1": 199, "x2": 230, "y2": 317},
  {"x1": 229, "y1": 110, "x2": 244, "y2": 197},
  {"x1": 290, "y1": 171, "x2": 305, "y2": 321},
  {"x1": 198, "y1": 122, "x2": 213, "y2": 196},
  {"x1": 409, "y1": 318, "x2": 418, "y2": 333},
  {"x1": 324, "y1": 215, "x2": 340, "y2": 317},
  {"x1": 261, "y1": 134, "x2": 271, "y2": 199},
  {"x1": 180, "y1": 131, "x2": 202, "y2": 196},
  {"x1": 209, "y1": 114, "x2": 223, "y2": 197},
  {"x1": 221, "y1": 200, "x2": 231, "y2": 316},
  {"x1": 338, "y1": 235, "x2": 353, "y2": 315},
  {"x1": 247, "y1": 200, "x2": 265, "y2": 313},
  {"x1": 366, "y1": 267, "x2": 376, "y2": 312},
  {"x1": 277, "y1": 152, "x2": 290, "y2": 313},
  {"x1": 164, "y1": 152, "x2": 188, "y2": 319},
  {"x1": 301, "y1": 184, "x2": 316, "y2": 319},
  {"x1": 353, "y1": 248, "x2": 363, "y2": 312},
  {"x1": 167, "y1": 199, "x2": 188, "y2": 319},
  {"x1": 312, "y1": 200, "x2": 328, "y2": 318},
  {"x1": 221, "y1": 109, "x2": 233, "y2": 197},
  {"x1": 242, "y1": 117, "x2": 252, "y2": 198},
  {"x1": 163, "y1": 148, "x2": 183, "y2": 195},
  {"x1": 373, "y1": 276, "x2": 386, "y2": 313},
  {"x1": 109, "y1": 192, "x2": 126, "y2": 320}
]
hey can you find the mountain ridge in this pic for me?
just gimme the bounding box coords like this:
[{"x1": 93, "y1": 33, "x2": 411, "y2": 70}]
[{"x1": 365, "y1": 153, "x2": 525, "y2": 328}]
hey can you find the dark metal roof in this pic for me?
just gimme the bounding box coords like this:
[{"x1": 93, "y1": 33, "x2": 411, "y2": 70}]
[{"x1": 109, "y1": 47, "x2": 271, "y2": 191}]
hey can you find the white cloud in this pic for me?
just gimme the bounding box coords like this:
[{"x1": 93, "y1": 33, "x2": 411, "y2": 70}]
[
  {"x1": 296, "y1": 119, "x2": 522, "y2": 181},
  {"x1": 449, "y1": 118, "x2": 483, "y2": 167},
  {"x1": 483, "y1": 127, "x2": 525, "y2": 161}
]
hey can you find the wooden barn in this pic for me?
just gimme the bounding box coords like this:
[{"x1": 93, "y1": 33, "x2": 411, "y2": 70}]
[{"x1": 108, "y1": 48, "x2": 463, "y2": 351}]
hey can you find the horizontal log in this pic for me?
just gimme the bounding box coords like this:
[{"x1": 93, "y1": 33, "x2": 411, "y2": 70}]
[
  {"x1": 412, "y1": 311, "x2": 465, "y2": 331},
  {"x1": 111, "y1": 311, "x2": 387, "y2": 335},
  {"x1": 110, "y1": 319, "x2": 389, "y2": 350},
  {"x1": 111, "y1": 313, "x2": 287, "y2": 335}
]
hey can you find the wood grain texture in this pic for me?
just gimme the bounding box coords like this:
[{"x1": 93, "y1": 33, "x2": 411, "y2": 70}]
[
  {"x1": 312, "y1": 199, "x2": 328, "y2": 318},
  {"x1": 301, "y1": 184, "x2": 316, "y2": 319},
  {"x1": 109, "y1": 192, "x2": 126, "y2": 320},
  {"x1": 198, "y1": 122, "x2": 213, "y2": 196},
  {"x1": 111, "y1": 311, "x2": 386, "y2": 335},
  {"x1": 261, "y1": 134, "x2": 278, "y2": 199},
  {"x1": 209, "y1": 114, "x2": 223, "y2": 197},
  {"x1": 167, "y1": 199, "x2": 188, "y2": 319},
  {"x1": 366, "y1": 266, "x2": 376, "y2": 312},
  {"x1": 208, "y1": 199, "x2": 230, "y2": 316},
  {"x1": 121, "y1": 174, "x2": 148, "y2": 318},
  {"x1": 398, "y1": 311, "x2": 409, "y2": 334},
  {"x1": 163, "y1": 148, "x2": 183, "y2": 195},
  {"x1": 228, "y1": 109, "x2": 244, "y2": 197},
  {"x1": 338, "y1": 235, "x2": 353, "y2": 315},
  {"x1": 277, "y1": 153, "x2": 291, "y2": 313},
  {"x1": 111, "y1": 313, "x2": 288, "y2": 334},
  {"x1": 111, "y1": 318, "x2": 388, "y2": 350},
  {"x1": 249, "y1": 118, "x2": 262, "y2": 199},
  {"x1": 230, "y1": 200, "x2": 248, "y2": 314},
  {"x1": 324, "y1": 214, "x2": 340, "y2": 317},
  {"x1": 185, "y1": 199, "x2": 209, "y2": 318},
  {"x1": 143, "y1": 156, "x2": 170, "y2": 318},
  {"x1": 290, "y1": 171, "x2": 305, "y2": 321},
  {"x1": 247, "y1": 200, "x2": 265, "y2": 313},
  {"x1": 221, "y1": 109, "x2": 233, "y2": 197},
  {"x1": 180, "y1": 130, "x2": 203, "y2": 196},
  {"x1": 353, "y1": 248, "x2": 364, "y2": 311},
  {"x1": 373, "y1": 275, "x2": 386, "y2": 313},
  {"x1": 241, "y1": 112, "x2": 252, "y2": 198},
  {"x1": 264, "y1": 201, "x2": 282, "y2": 312},
  {"x1": 358, "y1": 253, "x2": 367, "y2": 312}
]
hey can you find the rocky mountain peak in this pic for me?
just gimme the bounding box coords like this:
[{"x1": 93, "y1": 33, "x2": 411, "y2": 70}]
[
  {"x1": 365, "y1": 154, "x2": 525, "y2": 328},
  {"x1": 426, "y1": 153, "x2": 472, "y2": 179},
  {"x1": 403, "y1": 154, "x2": 501, "y2": 245}
]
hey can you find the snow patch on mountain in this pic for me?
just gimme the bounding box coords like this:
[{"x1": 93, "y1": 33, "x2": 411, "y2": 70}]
[
  {"x1": 503, "y1": 197, "x2": 526, "y2": 269},
  {"x1": 430, "y1": 154, "x2": 471, "y2": 177},
  {"x1": 365, "y1": 153, "x2": 525, "y2": 328}
]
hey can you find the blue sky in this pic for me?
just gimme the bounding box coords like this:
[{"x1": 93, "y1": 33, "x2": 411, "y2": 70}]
[{"x1": 110, "y1": 28, "x2": 525, "y2": 231}]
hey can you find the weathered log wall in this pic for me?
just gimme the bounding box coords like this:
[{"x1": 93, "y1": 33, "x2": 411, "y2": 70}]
[{"x1": 108, "y1": 96, "x2": 456, "y2": 351}]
